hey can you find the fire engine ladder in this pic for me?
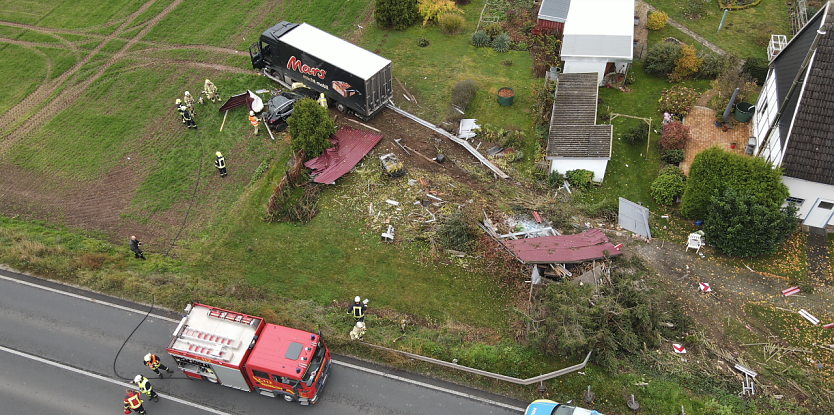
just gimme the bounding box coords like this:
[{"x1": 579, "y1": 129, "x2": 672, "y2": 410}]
[
  {"x1": 181, "y1": 326, "x2": 241, "y2": 349},
  {"x1": 181, "y1": 340, "x2": 234, "y2": 362}
]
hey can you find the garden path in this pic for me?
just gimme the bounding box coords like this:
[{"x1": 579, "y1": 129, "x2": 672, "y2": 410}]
[{"x1": 639, "y1": 1, "x2": 727, "y2": 55}]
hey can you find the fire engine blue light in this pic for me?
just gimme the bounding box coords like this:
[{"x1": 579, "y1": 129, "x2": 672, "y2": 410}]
[
  {"x1": 296, "y1": 368, "x2": 301, "y2": 373},
  {"x1": 310, "y1": 334, "x2": 315, "y2": 340}
]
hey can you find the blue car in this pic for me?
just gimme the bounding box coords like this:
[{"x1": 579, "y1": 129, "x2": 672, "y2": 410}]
[{"x1": 524, "y1": 399, "x2": 603, "y2": 415}]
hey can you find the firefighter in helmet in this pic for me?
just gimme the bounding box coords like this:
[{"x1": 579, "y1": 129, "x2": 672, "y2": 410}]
[
  {"x1": 347, "y1": 296, "x2": 367, "y2": 323},
  {"x1": 215, "y1": 151, "x2": 227, "y2": 177},
  {"x1": 317, "y1": 93, "x2": 328, "y2": 108},
  {"x1": 183, "y1": 91, "x2": 195, "y2": 116},
  {"x1": 144, "y1": 353, "x2": 173, "y2": 378},
  {"x1": 177, "y1": 102, "x2": 197, "y2": 129},
  {"x1": 124, "y1": 389, "x2": 147, "y2": 414},
  {"x1": 249, "y1": 111, "x2": 260, "y2": 135},
  {"x1": 203, "y1": 79, "x2": 219, "y2": 102},
  {"x1": 175, "y1": 99, "x2": 184, "y2": 123},
  {"x1": 132, "y1": 375, "x2": 159, "y2": 402}
]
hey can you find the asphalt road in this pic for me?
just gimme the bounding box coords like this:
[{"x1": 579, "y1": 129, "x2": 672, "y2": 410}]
[{"x1": 0, "y1": 268, "x2": 527, "y2": 415}]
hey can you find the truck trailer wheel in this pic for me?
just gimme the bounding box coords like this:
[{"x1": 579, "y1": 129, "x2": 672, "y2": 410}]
[{"x1": 336, "y1": 103, "x2": 346, "y2": 113}]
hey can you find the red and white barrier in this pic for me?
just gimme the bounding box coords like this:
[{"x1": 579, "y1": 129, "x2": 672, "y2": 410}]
[
  {"x1": 782, "y1": 286, "x2": 800, "y2": 297},
  {"x1": 699, "y1": 282, "x2": 711, "y2": 293}
]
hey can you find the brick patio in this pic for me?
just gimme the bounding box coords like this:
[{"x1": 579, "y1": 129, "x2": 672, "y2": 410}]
[{"x1": 680, "y1": 106, "x2": 753, "y2": 175}]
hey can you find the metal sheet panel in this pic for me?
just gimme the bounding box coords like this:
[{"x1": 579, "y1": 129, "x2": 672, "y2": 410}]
[{"x1": 618, "y1": 197, "x2": 651, "y2": 239}]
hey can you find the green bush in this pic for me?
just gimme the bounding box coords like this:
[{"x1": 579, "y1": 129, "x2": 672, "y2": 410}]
[
  {"x1": 661, "y1": 148, "x2": 685, "y2": 165},
  {"x1": 287, "y1": 98, "x2": 335, "y2": 158},
  {"x1": 706, "y1": 55, "x2": 758, "y2": 114},
  {"x1": 492, "y1": 33, "x2": 511, "y2": 53},
  {"x1": 741, "y1": 57, "x2": 768, "y2": 86},
  {"x1": 438, "y1": 12, "x2": 465, "y2": 34},
  {"x1": 451, "y1": 79, "x2": 478, "y2": 111},
  {"x1": 622, "y1": 122, "x2": 649, "y2": 145},
  {"x1": 484, "y1": 22, "x2": 503, "y2": 39},
  {"x1": 659, "y1": 121, "x2": 691, "y2": 152},
  {"x1": 566, "y1": 169, "x2": 594, "y2": 190},
  {"x1": 374, "y1": 0, "x2": 420, "y2": 30},
  {"x1": 416, "y1": 36, "x2": 429, "y2": 47},
  {"x1": 696, "y1": 50, "x2": 722, "y2": 79},
  {"x1": 681, "y1": 147, "x2": 790, "y2": 219},
  {"x1": 651, "y1": 166, "x2": 687, "y2": 205},
  {"x1": 704, "y1": 188, "x2": 799, "y2": 257},
  {"x1": 684, "y1": 0, "x2": 709, "y2": 19},
  {"x1": 645, "y1": 43, "x2": 682, "y2": 78},
  {"x1": 546, "y1": 171, "x2": 565, "y2": 188},
  {"x1": 647, "y1": 11, "x2": 668, "y2": 30},
  {"x1": 437, "y1": 209, "x2": 479, "y2": 250},
  {"x1": 470, "y1": 30, "x2": 490, "y2": 47},
  {"x1": 513, "y1": 41, "x2": 528, "y2": 51}
]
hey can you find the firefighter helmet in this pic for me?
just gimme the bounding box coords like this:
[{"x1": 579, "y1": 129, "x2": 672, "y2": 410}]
[
  {"x1": 354, "y1": 296, "x2": 361, "y2": 302},
  {"x1": 216, "y1": 151, "x2": 222, "y2": 157},
  {"x1": 356, "y1": 322, "x2": 364, "y2": 328},
  {"x1": 185, "y1": 91, "x2": 191, "y2": 97},
  {"x1": 134, "y1": 375, "x2": 142, "y2": 383},
  {"x1": 249, "y1": 111, "x2": 254, "y2": 116},
  {"x1": 175, "y1": 99, "x2": 182, "y2": 104},
  {"x1": 144, "y1": 353, "x2": 152, "y2": 362}
]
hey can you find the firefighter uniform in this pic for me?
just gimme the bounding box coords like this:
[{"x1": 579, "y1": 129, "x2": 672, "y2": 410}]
[
  {"x1": 144, "y1": 353, "x2": 173, "y2": 378},
  {"x1": 178, "y1": 104, "x2": 197, "y2": 129},
  {"x1": 347, "y1": 296, "x2": 366, "y2": 323},
  {"x1": 183, "y1": 91, "x2": 196, "y2": 116},
  {"x1": 249, "y1": 111, "x2": 260, "y2": 135},
  {"x1": 203, "y1": 79, "x2": 219, "y2": 102},
  {"x1": 215, "y1": 152, "x2": 227, "y2": 177},
  {"x1": 124, "y1": 389, "x2": 147, "y2": 414},
  {"x1": 350, "y1": 321, "x2": 366, "y2": 341},
  {"x1": 129, "y1": 236, "x2": 145, "y2": 260},
  {"x1": 133, "y1": 375, "x2": 159, "y2": 402},
  {"x1": 317, "y1": 93, "x2": 328, "y2": 108}
]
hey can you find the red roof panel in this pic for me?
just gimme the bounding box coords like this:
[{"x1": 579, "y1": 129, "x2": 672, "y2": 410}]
[
  {"x1": 502, "y1": 229, "x2": 621, "y2": 264},
  {"x1": 304, "y1": 127, "x2": 383, "y2": 184}
]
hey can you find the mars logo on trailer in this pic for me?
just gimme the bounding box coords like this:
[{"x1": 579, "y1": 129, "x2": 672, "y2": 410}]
[{"x1": 287, "y1": 56, "x2": 326, "y2": 79}]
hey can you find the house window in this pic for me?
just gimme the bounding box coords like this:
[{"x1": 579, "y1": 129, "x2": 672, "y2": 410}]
[
  {"x1": 819, "y1": 201, "x2": 834, "y2": 210},
  {"x1": 786, "y1": 197, "x2": 804, "y2": 206}
]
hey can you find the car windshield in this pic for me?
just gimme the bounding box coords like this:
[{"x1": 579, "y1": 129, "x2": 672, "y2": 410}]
[
  {"x1": 268, "y1": 96, "x2": 292, "y2": 112},
  {"x1": 302, "y1": 339, "x2": 326, "y2": 386},
  {"x1": 552, "y1": 405, "x2": 578, "y2": 415}
]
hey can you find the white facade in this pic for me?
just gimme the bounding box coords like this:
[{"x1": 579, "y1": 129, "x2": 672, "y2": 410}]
[
  {"x1": 782, "y1": 177, "x2": 834, "y2": 227},
  {"x1": 751, "y1": 67, "x2": 782, "y2": 160},
  {"x1": 549, "y1": 158, "x2": 608, "y2": 182},
  {"x1": 560, "y1": 0, "x2": 634, "y2": 85}
]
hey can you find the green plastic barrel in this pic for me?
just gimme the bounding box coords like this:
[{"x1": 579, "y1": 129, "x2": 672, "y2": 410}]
[
  {"x1": 497, "y1": 87, "x2": 514, "y2": 106},
  {"x1": 735, "y1": 102, "x2": 755, "y2": 123}
]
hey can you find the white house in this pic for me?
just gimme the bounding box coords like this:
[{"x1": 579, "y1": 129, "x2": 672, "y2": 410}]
[
  {"x1": 560, "y1": 0, "x2": 635, "y2": 85},
  {"x1": 753, "y1": 2, "x2": 834, "y2": 233},
  {"x1": 546, "y1": 73, "x2": 612, "y2": 182}
]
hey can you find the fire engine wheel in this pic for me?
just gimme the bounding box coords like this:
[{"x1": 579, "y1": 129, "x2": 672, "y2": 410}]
[
  {"x1": 202, "y1": 375, "x2": 218, "y2": 384},
  {"x1": 283, "y1": 395, "x2": 295, "y2": 402}
]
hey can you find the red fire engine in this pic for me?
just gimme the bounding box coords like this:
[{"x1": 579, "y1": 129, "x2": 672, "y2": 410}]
[{"x1": 166, "y1": 303, "x2": 331, "y2": 405}]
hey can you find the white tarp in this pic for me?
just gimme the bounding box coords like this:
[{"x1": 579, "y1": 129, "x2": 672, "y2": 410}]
[{"x1": 618, "y1": 197, "x2": 651, "y2": 239}]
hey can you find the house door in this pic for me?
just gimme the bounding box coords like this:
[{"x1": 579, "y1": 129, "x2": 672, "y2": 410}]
[{"x1": 803, "y1": 199, "x2": 834, "y2": 235}]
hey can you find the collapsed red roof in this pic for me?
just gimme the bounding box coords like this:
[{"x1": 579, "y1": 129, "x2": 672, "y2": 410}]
[
  {"x1": 502, "y1": 229, "x2": 621, "y2": 264},
  {"x1": 304, "y1": 127, "x2": 383, "y2": 184}
]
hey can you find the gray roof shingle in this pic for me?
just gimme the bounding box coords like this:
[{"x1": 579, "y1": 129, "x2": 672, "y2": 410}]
[
  {"x1": 546, "y1": 73, "x2": 612, "y2": 158},
  {"x1": 538, "y1": 0, "x2": 571, "y2": 22},
  {"x1": 779, "y1": 4, "x2": 834, "y2": 186}
]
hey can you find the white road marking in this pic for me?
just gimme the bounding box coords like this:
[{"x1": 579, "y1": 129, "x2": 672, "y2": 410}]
[
  {"x1": 0, "y1": 345, "x2": 233, "y2": 415},
  {"x1": 1, "y1": 272, "x2": 527, "y2": 412},
  {"x1": 0, "y1": 273, "x2": 180, "y2": 323},
  {"x1": 332, "y1": 359, "x2": 526, "y2": 412}
]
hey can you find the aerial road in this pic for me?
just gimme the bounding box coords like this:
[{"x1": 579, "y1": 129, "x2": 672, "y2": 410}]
[{"x1": 0, "y1": 268, "x2": 526, "y2": 414}]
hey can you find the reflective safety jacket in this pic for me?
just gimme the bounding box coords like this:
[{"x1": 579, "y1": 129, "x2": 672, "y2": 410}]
[
  {"x1": 215, "y1": 155, "x2": 226, "y2": 169},
  {"x1": 249, "y1": 115, "x2": 260, "y2": 126},
  {"x1": 349, "y1": 303, "x2": 366, "y2": 319},
  {"x1": 145, "y1": 354, "x2": 161, "y2": 369},
  {"x1": 125, "y1": 391, "x2": 143, "y2": 409},
  {"x1": 137, "y1": 377, "x2": 153, "y2": 395}
]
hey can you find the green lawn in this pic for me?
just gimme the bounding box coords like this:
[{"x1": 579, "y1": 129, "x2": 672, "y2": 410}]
[{"x1": 645, "y1": 0, "x2": 792, "y2": 59}]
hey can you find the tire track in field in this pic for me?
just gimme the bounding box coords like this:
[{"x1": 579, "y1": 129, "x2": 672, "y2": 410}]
[{"x1": 0, "y1": 0, "x2": 181, "y2": 156}]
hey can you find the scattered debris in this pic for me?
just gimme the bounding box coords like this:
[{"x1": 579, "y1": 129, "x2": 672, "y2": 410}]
[
  {"x1": 782, "y1": 286, "x2": 800, "y2": 297},
  {"x1": 673, "y1": 344, "x2": 687, "y2": 354},
  {"x1": 799, "y1": 309, "x2": 820, "y2": 325},
  {"x1": 699, "y1": 282, "x2": 711, "y2": 293},
  {"x1": 381, "y1": 225, "x2": 395, "y2": 242}
]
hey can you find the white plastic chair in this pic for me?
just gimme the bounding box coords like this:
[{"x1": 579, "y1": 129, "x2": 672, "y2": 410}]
[{"x1": 686, "y1": 233, "x2": 704, "y2": 253}]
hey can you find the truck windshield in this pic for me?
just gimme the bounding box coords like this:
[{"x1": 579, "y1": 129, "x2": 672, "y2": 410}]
[{"x1": 302, "y1": 340, "x2": 326, "y2": 386}]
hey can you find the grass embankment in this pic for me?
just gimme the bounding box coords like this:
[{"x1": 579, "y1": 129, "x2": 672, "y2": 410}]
[{"x1": 645, "y1": 0, "x2": 792, "y2": 59}]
